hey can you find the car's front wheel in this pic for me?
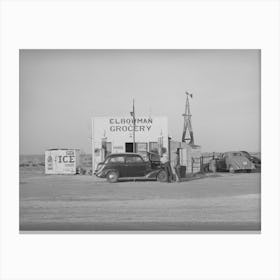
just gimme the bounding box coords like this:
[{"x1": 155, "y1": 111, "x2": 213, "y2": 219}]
[
  {"x1": 106, "y1": 170, "x2": 119, "y2": 183},
  {"x1": 157, "y1": 170, "x2": 168, "y2": 182},
  {"x1": 229, "y1": 165, "x2": 235, "y2": 174}
]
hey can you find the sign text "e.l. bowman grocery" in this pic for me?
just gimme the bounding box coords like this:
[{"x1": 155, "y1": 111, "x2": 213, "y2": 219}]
[{"x1": 109, "y1": 117, "x2": 153, "y2": 132}]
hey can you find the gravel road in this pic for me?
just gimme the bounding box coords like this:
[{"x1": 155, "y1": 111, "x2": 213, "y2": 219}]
[{"x1": 20, "y1": 170, "x2": 261, "y2": 231}]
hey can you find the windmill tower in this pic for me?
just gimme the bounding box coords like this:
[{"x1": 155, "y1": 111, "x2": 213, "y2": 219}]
[{"x1": 182, "y1": 91, "x2": 194, "y2": 144}]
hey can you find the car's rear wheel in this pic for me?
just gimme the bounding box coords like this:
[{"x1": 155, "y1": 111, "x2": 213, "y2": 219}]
[
  {"x1": 106, "y1": 170, "x2": 119, "y2": 183},
  {"x1": 229, "y1": 165, "x2": 235, "y2": 173},
  {"x1": 157, "y1": 170, "x2": 168, "y2": 182}
]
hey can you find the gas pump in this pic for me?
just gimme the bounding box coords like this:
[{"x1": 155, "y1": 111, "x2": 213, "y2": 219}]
[
  {"x1": 158, "y1": 135, "x2": 163, "y2": 156},
  {"x1": 101, "y1": 137, "x2": 107, "y2": 161}
]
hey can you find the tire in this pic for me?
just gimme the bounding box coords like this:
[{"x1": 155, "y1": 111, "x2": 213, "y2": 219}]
[
  {"x1": 106, "y1": 170, "x2": 119, "y2": 183},
  {"x1": 157, "y1": 170, "x2": 168, "y2": 182},
  {"x1": 229, "y1": 165, "x2": 235, "y2": 174}
]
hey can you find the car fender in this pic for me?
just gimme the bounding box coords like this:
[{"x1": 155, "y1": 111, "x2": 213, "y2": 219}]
[
  {"x1": 104, "y1": 168, "x2": 119, "y2": 177},
  {"x1": 95, "y1": 167, "x2": 118, "y2": 178},
  {"x1": 145, "y1": 169, "x2": 162, "y2": 179}
]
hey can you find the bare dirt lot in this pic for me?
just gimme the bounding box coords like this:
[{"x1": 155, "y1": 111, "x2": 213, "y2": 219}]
[{"x1": 20, "y1": 168, "x2": 261, "y2": 231}]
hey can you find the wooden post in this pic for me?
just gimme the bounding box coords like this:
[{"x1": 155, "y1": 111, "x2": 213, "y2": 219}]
[
  {"x1": 168, "y1": 136, "x2": 171, "y2": 161},
  {"x1": 191, "y1": 157, "x2": 194, "y2": 174}
]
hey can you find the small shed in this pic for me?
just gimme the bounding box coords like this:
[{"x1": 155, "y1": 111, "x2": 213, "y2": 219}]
[
  {"x1": 45, "y1": 149, "x2": 80, "y2": 174},
  {"x1": 180, "y1": 143, "x2": 202, "y2": 173},
  {"x1": 169, "y1": 140, "x2": 202, "y2": 176}
]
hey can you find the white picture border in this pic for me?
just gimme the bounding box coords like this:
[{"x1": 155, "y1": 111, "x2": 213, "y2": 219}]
[{"x1": 1, "y1": 0, "x2": 279, "y2": 279}]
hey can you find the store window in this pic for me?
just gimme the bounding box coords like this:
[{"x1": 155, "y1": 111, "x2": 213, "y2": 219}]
[
  {"x1": 136, "y1": 143, "x2": 148, "y2": 153},
  {"x1": 149, "y1": 142, "x2": 159, "y2": 154}
]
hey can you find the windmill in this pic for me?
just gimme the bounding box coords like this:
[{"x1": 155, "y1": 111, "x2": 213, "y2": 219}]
[{"x1": 182, "y1": 91, "x2": 194, "y2": 144}]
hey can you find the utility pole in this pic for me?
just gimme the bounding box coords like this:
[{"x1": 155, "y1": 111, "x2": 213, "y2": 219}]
[
  {"x1": 130, "y1": 99, "x2": 136, "y2": 152},
  {"x1": 91, "y1": 118, "x2": 95, "y2": 175},
  {"x1": 182, "y1": 91, "x2": 194, "y2": 144}
]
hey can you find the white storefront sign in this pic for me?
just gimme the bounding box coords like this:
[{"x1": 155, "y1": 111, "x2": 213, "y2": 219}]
[{"x1": 45, "y1": 149, "x2": 79, "y2": 174}]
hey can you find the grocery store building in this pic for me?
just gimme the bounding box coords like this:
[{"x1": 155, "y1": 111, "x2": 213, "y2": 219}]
[{"x1": 92, "y1": 116, "x2": 168, "y2": 170}]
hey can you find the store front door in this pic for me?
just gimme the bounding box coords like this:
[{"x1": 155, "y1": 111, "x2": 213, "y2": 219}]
[{"x1": 125, "y1": 142, "x2": 134, "y2": 152}]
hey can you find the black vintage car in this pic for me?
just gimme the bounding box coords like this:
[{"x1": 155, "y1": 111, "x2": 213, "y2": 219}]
[{"x1": 94, "y1": 153, "x2": 167, "y2": 183}]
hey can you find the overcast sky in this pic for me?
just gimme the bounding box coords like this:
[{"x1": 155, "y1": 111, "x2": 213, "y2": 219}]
[{"x1": 20, "y1": 49, "x2": 260, "y2": 154}]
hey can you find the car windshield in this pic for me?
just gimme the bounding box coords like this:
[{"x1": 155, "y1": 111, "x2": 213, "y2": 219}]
[
  {"x1": 138, "y1": 152, "x2": 149, "y2": 161},
  {"x1": 150, "y1": 153, "x2": 160, "y2": 162},
  {"x1": 139, "y1": 152, "x2": 160, "y2": 162}
]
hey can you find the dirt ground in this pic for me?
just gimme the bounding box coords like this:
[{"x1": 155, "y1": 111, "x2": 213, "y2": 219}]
[{"x1": 19, "y1": 168, "x2": 261, "y2": 231}]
